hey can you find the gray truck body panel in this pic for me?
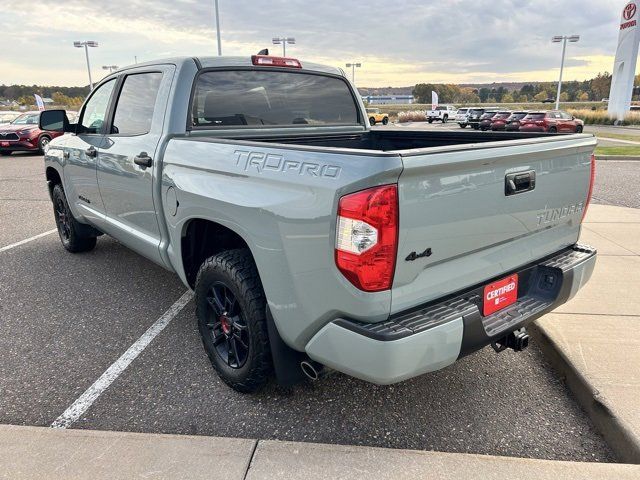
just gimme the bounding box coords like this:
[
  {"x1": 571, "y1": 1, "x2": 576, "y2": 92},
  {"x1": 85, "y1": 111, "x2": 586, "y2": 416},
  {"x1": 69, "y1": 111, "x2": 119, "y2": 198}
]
[{"x1": 44, "y1": 56, "x2": 597, "y2": 384}]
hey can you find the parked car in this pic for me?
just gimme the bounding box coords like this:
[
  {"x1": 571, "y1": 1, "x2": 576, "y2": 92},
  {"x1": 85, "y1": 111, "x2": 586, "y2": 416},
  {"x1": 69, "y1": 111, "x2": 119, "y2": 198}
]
[
  {"x1": 467, "y1": 107, "x2": 491, "y2": 130},
  {"x1": 488, "y1": 111, "x2": 513, "y2": 131},
  {"x1": 40, "y1": 55, "x2": 597, "y2": 393},
  {"x1": 478, "y1": 110, "x2": 500, "y2": 131},
  {"x1": 519, "y1": 111, "x2": 584, "y2": 133},
  {"x1": 504, "y1": 111, "x2": 529, "y2": 131},
  {"x1": 0, "y1": 112, "x2": 20, "y2": 125},
  {"x1": 0, "y1": 111, "x2": 65, "y2": 156},
  {"x1": 366, "y1": 108, "x2": 389, "y2": 126},
  {"x1": 542, "y1": 98, "x2": 555, "y2": 104},
  {"x1": 455, "y1": 108, "x2": 470, "y2": 128},
  {"x1": 427, "y1": 105, "x2": 457, "y2": 123}
]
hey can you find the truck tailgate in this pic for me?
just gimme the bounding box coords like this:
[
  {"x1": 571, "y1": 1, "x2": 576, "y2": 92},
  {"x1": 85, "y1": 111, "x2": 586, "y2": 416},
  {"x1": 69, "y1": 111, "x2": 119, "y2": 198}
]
[{"x1": 391, "y1": 135, "x2": 596, "y2": 314}]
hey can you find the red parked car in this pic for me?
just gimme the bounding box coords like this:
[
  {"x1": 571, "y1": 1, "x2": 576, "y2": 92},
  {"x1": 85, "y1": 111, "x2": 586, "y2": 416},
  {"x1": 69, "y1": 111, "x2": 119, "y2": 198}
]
[
  {"x1": 504, "y1": 111, "x2": 529, "y2": 131},
  {"x1": 478, "y1": 110, "x2": 500, "y2": 131},
  {"x1": 519, "y1": 110, "x2": 584, "y2": 133},
  {"x1": 488, "y1": 111, "x2": 514, "y2": 131},
  {"x1": 0, "y1": 111, "x2": 64, "y2": 156}
]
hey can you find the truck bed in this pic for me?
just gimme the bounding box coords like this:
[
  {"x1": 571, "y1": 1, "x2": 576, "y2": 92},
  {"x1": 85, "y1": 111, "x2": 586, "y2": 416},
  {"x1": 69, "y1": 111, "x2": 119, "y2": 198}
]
[{"x1": 224, "y1": 129, "x2": 559, "y2": 152}]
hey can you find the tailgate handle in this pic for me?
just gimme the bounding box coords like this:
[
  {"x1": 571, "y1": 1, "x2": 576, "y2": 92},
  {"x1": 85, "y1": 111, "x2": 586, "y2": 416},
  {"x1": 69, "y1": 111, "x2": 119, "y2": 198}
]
[{"x1": 505, "y1": 170, "x2": 535, "y2": 196}]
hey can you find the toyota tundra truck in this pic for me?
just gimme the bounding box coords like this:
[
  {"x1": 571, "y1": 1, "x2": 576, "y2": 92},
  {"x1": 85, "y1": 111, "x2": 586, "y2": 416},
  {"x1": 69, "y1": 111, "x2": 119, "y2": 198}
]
[{"x1": 40, "y1": 55, "x2": 597, "y2": 393}]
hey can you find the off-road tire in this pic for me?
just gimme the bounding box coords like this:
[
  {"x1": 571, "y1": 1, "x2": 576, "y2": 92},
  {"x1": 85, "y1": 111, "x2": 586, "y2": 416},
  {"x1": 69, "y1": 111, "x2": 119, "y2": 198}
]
[
  {"x1": 195, "y1": 249, "x2": 272, "y2": 393},
  {"x1": 576, "y1": 125, "x2": 583, "y2": 133},
  {"x1": 369, "y1": 117, "x2": 376, "y2": 125},
  {"x1": 442, "y1": 115, "x2": 448, "y2": 123},
  {"x1": 549, "y1": 127, "x2": 558, "y2": 133},
  {"x1": 382, "y1": 117, "x2": 389, "y2": 125},
  {"x1": 52, "y1": 184, "x2": 97, "y2": 253}
]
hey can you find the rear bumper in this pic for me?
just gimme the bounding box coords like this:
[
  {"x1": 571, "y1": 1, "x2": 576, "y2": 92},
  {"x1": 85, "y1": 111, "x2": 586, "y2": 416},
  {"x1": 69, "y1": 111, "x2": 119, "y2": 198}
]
[{"x1": 305, "y1": 244, "x2": 596, "y2": 384}]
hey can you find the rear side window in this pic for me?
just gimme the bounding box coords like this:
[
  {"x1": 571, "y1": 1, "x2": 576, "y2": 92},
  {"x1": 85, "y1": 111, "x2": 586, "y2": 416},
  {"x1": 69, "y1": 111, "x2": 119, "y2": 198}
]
[
  {"x1": 111, "y1": 72, "x2": 163, "y2": 135},
  {"x1": 191, "y1": 70, "x2": 360, "y2": 128},
  {"x1": 524, "y1": 113, "x2": 545, "y2": 120}
]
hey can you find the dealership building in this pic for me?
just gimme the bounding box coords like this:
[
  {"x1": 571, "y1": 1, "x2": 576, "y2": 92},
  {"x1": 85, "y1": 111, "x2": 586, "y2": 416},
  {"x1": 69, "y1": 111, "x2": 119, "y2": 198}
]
[{"x1": 362, "y1": 95, "x2": 414, "y2": 105}]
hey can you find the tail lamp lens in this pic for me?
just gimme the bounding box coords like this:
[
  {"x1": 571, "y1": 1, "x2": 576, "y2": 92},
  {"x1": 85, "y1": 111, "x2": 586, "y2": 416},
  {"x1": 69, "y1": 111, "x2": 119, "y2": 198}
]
[
  {"x1": 581, "y1": 154, "x2": 596, "y2": 222},
  {"x1": 335, "y1": 184, "x2": 398, "y2": 292}
]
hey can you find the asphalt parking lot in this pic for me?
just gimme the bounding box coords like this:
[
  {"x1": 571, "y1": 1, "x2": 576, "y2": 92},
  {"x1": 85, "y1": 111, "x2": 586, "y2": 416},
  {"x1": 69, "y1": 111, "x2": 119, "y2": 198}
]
[{"x1": 1, "y1": 150, "x2": 631, "y2": 462}]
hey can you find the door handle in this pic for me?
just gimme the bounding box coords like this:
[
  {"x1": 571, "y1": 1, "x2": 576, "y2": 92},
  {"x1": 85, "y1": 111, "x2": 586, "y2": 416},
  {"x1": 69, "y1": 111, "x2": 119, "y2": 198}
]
[
  {"x1": 505, "y1": 170, "x2": 536, "y2": 196},
  {"x1": 134, "y1": 152, "x2": 152, "y2": 168},
  {"x1": 85, "y1": 146, "x2": 97, "y2": 158}
]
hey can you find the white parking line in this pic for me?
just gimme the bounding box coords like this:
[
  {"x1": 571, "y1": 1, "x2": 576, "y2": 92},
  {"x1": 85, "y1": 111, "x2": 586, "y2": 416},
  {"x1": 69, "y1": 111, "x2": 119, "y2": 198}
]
[
  {"x1": 0, "y1": 229, "x2": 57, "y2": 253},
  {"x1": 51, "y1": 289, "x2": 194, "y2": 429}
]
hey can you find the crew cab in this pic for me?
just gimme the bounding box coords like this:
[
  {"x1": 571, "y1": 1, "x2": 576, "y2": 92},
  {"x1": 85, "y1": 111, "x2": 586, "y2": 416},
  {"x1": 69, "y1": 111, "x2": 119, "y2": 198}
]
[
  {"x1": 519, "y1": 111, "x2": 584, "y2": 133},
  {"x1": 427, "y1": 105, "x2": 457, "y2": 123},
  {"x1": 40, "y1": 55, "x2": 597, "y2": 393},
  {"x1": 0, "y1": 111, "x2": 63, "y2": 155}
]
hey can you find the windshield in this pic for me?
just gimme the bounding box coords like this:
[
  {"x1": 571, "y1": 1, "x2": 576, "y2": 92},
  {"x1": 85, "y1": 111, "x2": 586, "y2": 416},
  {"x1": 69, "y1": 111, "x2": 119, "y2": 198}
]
[
  {"x1": 192, "y1": 70, "x2": 360, "y2": 128},
  {"x1": 457, "y1": 109, "x2": 468, "y2": 114},
  {"x1": 469, "y1": 109, "x2": 484, "y2": 115},
  {"x1": 481, "y1": 112, "x2": 497, "y2": 119},
  {"x1": 11, "y1": 113, "x2": 39, "y2": 125}
]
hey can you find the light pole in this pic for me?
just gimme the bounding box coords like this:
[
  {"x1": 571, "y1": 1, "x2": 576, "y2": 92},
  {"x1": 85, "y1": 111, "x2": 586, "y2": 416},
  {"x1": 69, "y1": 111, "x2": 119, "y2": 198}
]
[
  {"x1": 73, "y1": 41, "x2": 99, "y2": 90},
  {"x1": 214, "y1": 0, "x2": 222, "y2": 56},
  {"x1": 272, "y1": 37, "x2": 295, "y2": 56},
  {"x1": 551, "y1": 35, "x2": 580, "y2": 110},
  {"x1": 345, "y1": 62, "x2": 362, "y2": 84},
  {"x1": 102, "y1": 65, "x2": 119, "y2": 73}
]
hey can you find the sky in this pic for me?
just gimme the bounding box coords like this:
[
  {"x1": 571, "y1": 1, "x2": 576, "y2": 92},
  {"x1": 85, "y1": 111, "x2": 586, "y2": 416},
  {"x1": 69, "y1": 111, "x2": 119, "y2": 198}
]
[{"x1": 0, "y1": 0, "x2": 634, "y2": 87}]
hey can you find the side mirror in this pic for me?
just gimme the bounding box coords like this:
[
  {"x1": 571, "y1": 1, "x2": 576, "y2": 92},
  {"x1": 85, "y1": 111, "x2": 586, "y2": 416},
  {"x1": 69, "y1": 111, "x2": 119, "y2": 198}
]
[{"x1": 39, "y1": 109, "x2": 73, "y2": 133}]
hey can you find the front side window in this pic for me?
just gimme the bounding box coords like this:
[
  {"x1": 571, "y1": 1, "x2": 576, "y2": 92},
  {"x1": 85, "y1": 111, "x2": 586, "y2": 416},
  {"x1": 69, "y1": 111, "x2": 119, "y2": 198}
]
[
  {"x1": 79, "y1": 79, "x2": 116, "y2": 134},
  {"x1": 111, "y1": 72, "x2": 163, "y2": 135},
  {"x1": 192, "y1": 70, "x2": 360, "y2": 128}
]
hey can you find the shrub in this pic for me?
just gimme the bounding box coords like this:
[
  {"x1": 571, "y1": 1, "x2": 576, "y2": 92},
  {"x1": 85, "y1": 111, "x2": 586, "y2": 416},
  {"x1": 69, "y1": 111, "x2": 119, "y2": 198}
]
[
  {"x1": 567, "y1": 109, "x2": 640, "y2": 126},
  {"x1": 397, "y1": 110, "x2": 427, "y2": 122}
]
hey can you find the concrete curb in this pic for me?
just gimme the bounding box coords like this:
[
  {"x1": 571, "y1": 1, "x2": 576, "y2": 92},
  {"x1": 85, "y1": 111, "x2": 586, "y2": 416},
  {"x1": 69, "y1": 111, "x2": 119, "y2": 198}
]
[
  {"x1": 1, "y1": 424, "x2": 639, "y2": 480},
  {"x1": 530, "y1": 322, "x2": 640, "y2": 464}
]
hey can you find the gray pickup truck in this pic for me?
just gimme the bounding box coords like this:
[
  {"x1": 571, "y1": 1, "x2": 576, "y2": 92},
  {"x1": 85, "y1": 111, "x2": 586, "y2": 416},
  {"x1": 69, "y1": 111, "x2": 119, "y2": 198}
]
[{"x1": 40, "y1": 55, "x2": 597, "y2": 393}]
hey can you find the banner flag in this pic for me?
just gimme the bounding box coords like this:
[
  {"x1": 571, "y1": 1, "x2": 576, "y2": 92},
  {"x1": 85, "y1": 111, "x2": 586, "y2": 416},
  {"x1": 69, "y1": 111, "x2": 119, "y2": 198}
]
[{"x1": 34, "y1": 94, "x2": 45, "y2": 111}]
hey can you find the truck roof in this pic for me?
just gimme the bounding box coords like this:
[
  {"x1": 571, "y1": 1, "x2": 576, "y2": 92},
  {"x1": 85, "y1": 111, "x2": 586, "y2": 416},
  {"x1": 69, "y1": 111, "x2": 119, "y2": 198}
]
[{"x1": 115, "y1": 56, "x2": 343, "y2": 77}]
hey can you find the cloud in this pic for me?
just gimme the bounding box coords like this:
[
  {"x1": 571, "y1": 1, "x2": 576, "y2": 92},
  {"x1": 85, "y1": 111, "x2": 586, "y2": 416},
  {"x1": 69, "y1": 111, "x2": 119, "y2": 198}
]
[{"x1": 0, "y1": 0, "x2": 632, "y2": 86}]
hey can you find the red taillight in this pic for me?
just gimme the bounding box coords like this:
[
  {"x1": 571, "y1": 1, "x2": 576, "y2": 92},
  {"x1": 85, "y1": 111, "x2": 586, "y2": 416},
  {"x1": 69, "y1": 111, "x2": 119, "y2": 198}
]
[
  {"x1": 335, "y1": 185, "x2": 398, "y2": 292},
  {"x1": 251, "y1": 55, "x2": 302, "y2": 68},
  {"x1": 581, "y1": 154, "x2": 596, "y2": 222}
]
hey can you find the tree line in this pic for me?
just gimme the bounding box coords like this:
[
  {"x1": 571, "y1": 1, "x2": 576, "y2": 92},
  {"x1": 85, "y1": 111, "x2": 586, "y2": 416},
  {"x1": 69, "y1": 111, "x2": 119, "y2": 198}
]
[
  {"x1": 413, "y1": 72, "x2": 617, "y2": 104},
  {"x1": 0, "y1": 84, "x2": 89, "y2": 108}
]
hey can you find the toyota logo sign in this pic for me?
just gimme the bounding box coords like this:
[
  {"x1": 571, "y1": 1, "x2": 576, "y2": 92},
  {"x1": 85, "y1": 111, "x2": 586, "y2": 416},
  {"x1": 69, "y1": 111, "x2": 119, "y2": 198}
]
[{"x1": 624, "y1": 2, "x2": 637, "y2": 20}]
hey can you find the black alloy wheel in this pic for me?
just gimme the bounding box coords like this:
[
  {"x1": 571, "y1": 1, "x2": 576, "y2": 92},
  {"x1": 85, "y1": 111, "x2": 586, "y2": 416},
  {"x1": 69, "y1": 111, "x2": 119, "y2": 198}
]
[
  {"x1": 55, "y1": 194, "x2": 71, "y2": 242},
  {"x1": 205, "y1": 282, "x2": 250, "y2": 369}
]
